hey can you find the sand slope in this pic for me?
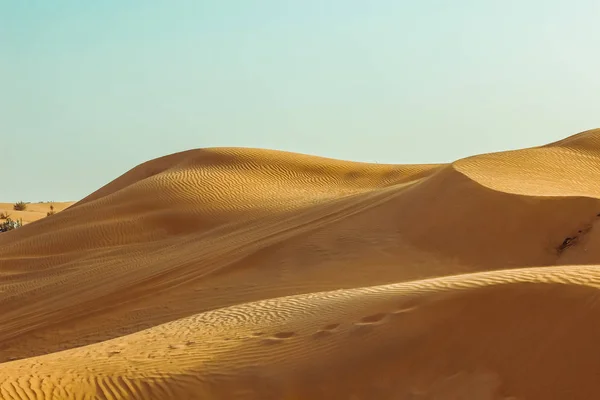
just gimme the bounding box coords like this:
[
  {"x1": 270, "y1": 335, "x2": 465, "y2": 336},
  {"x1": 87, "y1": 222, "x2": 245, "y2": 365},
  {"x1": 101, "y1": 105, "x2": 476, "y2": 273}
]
[{"x1": 2, "y1": 129, "x2": 600, "y2": 399}]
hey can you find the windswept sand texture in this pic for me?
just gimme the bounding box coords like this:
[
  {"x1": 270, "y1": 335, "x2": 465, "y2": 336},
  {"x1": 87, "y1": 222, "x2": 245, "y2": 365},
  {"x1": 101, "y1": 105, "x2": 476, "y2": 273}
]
[{"x1": 2, "y1": 129, "x2": 600, "y2": 399}]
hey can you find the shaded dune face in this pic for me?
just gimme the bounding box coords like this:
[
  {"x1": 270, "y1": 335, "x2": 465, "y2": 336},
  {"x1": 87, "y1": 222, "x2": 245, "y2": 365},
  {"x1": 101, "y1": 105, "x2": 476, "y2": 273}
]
[{"x1": 2, "y1": 129, "x2": 600, "y2": 399}]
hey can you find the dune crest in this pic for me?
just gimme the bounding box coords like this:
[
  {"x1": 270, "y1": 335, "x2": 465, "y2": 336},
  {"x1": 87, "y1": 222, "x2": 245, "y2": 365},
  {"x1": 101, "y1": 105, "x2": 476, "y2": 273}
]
[{"x1": 2, "y1": 130, "x2": 600, "y2": 399}]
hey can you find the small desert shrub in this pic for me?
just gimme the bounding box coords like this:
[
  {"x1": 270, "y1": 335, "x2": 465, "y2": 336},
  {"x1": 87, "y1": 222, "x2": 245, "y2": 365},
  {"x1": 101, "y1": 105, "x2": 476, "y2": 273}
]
[
  {"x1": 13, "y1": 201, "x2": 27, "y2": 211},
  {"x1": 0, "y1": 217, "x2": 22, "y2": 232},
  {"x1": 0, "y1": 211, "x2": 9, "y2": 219},
  {"x1": 46, "y1": 204, "x2": 55, "y2": 217}
]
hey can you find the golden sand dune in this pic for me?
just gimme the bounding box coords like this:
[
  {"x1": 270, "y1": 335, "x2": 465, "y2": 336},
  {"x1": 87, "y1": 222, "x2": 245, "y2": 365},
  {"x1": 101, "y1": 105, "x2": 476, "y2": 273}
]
[{"x1": 2, "y1": 129, "x2": 600, "y2": 399}]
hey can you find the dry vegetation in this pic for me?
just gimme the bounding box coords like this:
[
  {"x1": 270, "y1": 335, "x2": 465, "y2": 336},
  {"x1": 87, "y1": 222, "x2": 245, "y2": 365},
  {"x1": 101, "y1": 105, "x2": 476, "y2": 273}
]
[{"x1": 13, "y1": 201, "x2": 27, "y2": 211}]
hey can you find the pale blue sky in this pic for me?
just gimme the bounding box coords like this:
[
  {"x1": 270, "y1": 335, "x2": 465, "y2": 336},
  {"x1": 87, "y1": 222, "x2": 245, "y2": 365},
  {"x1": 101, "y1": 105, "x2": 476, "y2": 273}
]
[{"x1": 1, "y1": 1, "x2": 599, "y2": 202}]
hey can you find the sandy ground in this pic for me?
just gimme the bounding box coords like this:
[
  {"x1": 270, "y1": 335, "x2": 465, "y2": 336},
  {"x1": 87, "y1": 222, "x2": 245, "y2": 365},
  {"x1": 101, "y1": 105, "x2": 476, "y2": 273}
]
[
  {"x1": 0, "y1": 202, "x2": 73, "y2": 225},
  {"x1": 2, "y1": 129, "x2": 600, "y2": 399}
]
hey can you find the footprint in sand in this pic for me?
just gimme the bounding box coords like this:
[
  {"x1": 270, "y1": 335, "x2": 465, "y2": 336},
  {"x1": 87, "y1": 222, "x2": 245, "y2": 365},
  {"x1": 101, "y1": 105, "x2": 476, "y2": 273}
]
[{"x1": 313, "y1": 323, "x2": 341, "y2": 338}]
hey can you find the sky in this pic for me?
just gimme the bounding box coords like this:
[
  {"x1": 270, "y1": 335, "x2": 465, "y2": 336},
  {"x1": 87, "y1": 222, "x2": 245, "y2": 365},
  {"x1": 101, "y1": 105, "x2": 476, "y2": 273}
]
[{"x1": 1, "y1": 1, "x2": 599, "y2": 202}]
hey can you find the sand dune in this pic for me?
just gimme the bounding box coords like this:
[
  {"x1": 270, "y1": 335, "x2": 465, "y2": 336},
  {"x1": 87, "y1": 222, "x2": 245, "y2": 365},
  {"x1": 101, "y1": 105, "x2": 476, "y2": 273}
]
[{"x1": 2, "y1": 129, "x2": 600, "y2": 399}]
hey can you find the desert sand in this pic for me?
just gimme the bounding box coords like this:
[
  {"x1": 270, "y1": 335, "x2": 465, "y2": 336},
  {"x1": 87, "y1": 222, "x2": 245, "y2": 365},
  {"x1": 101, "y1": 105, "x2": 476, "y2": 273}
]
[
  {"x1": 2, "y1": 129, "x2": 600, "y2": 399},
  {"x1": 0, "y1": 202, "x2": 73, "y2": 225}
]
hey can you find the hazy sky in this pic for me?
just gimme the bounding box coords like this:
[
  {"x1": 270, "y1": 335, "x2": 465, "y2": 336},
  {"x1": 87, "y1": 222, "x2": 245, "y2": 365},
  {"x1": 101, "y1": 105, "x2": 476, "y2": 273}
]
[{"x1": 2, "y1": 1, "x2": 599, "y2": 202}]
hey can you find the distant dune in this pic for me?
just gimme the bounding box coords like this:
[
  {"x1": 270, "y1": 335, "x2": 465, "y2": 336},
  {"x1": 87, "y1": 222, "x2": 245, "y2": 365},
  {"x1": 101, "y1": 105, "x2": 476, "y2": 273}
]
[{"x1": 2, "y1": 129, "x2": 600, "y2": 399}]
